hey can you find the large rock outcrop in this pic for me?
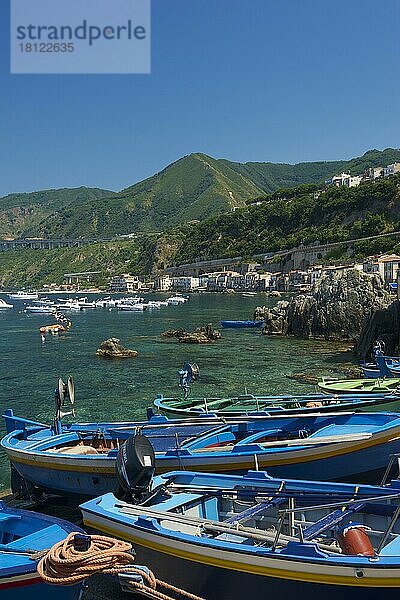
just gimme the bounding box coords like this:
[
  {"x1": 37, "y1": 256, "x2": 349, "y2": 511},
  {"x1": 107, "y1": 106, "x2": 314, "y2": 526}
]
[
  {"x1": 356, "y1": 300, "x2": 400, "y2": 359},
  {"x1": 257, "y1": 269, "x2": 391, "y2": 341}
]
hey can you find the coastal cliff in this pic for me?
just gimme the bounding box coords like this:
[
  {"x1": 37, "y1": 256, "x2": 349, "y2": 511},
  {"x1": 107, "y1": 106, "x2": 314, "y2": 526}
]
[{"x1": 256, "y1": 269, "x2": 391, "y2": 341}]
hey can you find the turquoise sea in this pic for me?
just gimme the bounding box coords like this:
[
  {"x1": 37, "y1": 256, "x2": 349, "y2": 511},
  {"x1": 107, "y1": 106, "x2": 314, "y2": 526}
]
[{"x1": 0, "y1": 292, "x2": 353, "y2": 492}]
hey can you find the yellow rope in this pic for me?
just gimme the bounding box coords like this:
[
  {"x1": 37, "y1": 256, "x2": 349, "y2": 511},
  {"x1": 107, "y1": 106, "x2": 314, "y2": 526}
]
[{"x1": 37, "y1": 532, "x2": 205, "y2": 600}]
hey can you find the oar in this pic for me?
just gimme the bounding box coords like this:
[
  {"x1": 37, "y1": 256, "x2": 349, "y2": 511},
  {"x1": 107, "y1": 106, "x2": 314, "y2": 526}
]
[{"x1": 116, "y1": 502, "x2": 342, "y2": 553}]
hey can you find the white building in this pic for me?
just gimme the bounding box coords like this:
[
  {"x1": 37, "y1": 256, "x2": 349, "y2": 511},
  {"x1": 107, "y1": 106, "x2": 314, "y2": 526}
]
[
  {"x1": 362, "y1": 254, "x2": 400, "y2": 283},
  {"x1": 363, "y1": 166, "x2": 383, "y2": 181},
  {"x1": 331, "y1": 173, "x2": 352, "y2": 186},
  {"x1": 109, "y1": 274, "x2": 143, "y2": 293},
  {"x1": 343, "y1": 175, "x2": 362, "y2": 188},
  {"x1": 155, "y1": 274, "x2": 173, "y2": 292},
  {"x1": 171, "y1": 276, "x2": 199, "y2": 291},
  {"x1": 384, "y1": 163, "x2": 400, "y2": 177}
]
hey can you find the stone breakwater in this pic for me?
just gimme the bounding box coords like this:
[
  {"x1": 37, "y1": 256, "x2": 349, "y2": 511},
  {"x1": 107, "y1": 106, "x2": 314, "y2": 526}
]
[{"x1": 254, "y1": 269, "x2": 391, "y2": 341}]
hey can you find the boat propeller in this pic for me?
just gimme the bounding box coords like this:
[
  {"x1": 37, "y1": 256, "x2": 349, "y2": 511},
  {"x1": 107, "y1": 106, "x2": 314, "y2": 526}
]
[
  {"x1": 178, "y1": 362, "x2": 200, "y2": 399},
  {"x1": 54, "y1": 376, "x2": 76, "y2": 433}
]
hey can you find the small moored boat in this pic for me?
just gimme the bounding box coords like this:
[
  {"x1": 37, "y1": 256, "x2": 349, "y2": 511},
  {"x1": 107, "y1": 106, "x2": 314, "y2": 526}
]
[
  {"x1": 80, "y1": 468, "x2": 400, "y2": 600},
  {"x1": 154, "y1": 391, "x2": 400, "y2": 418},
  {"x1": 7, "y1": 291, "x2": 38, "y2": 301},
  {"x1": 318, "y1": 377, "x2": 400, "y2": 395},
  {"x1": 155, "y1": 362, "x2": 400, "y2": 418},
  {"x1": 0, "y1": 299, "x2": 13, "y2": 309},
  {"x1": 0, "y1": 501, "x2": 82, "y2": 599},
  {"x1": 221, "y1": 320, "x2": 264, "y2": 328},
  {"x1": 5, "y1": 407, "x2": 400, "y2": 498}
]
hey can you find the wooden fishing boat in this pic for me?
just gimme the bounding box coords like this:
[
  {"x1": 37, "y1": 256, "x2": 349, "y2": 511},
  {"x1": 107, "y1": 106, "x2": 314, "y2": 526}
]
[
  {"x1": 220, "y1": 320, "x2": 264, "y2": 328},
  {"x1": 1, "y1": 409, "x2": 258, "y2": 499},
  {"x1": 80, "y1": 469, "x2": 400, "y2": 600},
  {"x1": 4, "y1": 411, "x2": 400, "y2": 498},
  {"x1": 139, "y1": 412, "x2": 400, "y2": 481},
  {"x1": 153, "y1": 391, "x2": 400, "y2": 418},
  {"x1": 0, "y1": 501, "x2": 82, "y2": 599},
  {"x1": 318, "y1": 377, "x2": 400, "y2": 395}
]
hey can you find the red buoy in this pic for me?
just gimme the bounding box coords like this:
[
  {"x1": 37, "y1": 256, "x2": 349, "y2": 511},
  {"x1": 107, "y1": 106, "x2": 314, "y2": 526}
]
[{"x1": 337, "y1": 525, "x2": 375, "y2": 557}]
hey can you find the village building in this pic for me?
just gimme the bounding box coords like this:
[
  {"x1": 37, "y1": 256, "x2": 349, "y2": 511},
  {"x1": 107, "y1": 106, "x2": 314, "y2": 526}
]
[{"x1": 109, "y1": 274, "x2": 143, "y2": 293}]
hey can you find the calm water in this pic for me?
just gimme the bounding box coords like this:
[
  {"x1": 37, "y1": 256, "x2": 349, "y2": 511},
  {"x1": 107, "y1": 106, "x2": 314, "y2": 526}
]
[{"x1": 0, "y1": 292, "x2": 353, "y2": 492}]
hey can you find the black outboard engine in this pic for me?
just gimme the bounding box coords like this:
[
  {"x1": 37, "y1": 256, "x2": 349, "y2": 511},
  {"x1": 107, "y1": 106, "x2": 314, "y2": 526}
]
[{"x1": 115, "y1": 433, "x2": 156, "y2": 503}]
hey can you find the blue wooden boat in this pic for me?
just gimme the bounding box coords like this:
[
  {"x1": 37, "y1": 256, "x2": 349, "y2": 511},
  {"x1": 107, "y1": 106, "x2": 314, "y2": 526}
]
[
  {"x1": 360, "y1": 347, "x2": 400, "y2": 378},
  {"x1": 5, "y1": 410, "x2": 400, "y2": 498},
  {"x1": 80, "y1": 469, "x2": 400, "y2": 600},
  {"x1": 137, "y1": 412, "x2": 400, "y2": 482},
  {"x1": 221, "y1": 320, "x2": 264, "y2": 328},
  {"x1": 0, "y1": 501, "x2": 82, "y2": 599},
  {"x1": 1, "y1": 409, "x2": 238, "y2": 499}
]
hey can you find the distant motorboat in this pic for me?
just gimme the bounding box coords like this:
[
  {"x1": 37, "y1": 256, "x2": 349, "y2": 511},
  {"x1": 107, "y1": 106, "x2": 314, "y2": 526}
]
[
  {"x1": 242, "y1": 291, "x2": 257, "y2": 297},
  {"x1": 118, "y1": 302, "x2": 146, "y2": 311},
  {"x1": 167, "y1": 295, "x2": 189, "y2": 305},
  {"x1": 0, "y1": 298, "x2": 13, "y2": 309},
  {"x1": 25, "y1": 305, "x2": 56, "y2": 314},
  {"x1": 31, "y1": 297, "x2": 55, "y2": 306},
  {"x1": 76, "y1": 297, "x2": 97, "y2": 309},
  {"x1": 8, "y1": 291, "x2": 39, "y2": 300},
  {"x1": 56, "y1": 300, "x2": 82, "y2": 311},
  {"x1": 95, "y1": 297, "x2": 118, "y2": 308}
]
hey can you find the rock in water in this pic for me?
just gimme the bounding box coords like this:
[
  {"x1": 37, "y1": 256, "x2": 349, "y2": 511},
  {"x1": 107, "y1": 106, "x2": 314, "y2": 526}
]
[
  {"x1": 161, "y1": 323, "x2": 221, "y2": 344},
  {"x1": 258, "y1": 269, "x2": 391, "y2": 340},
  {"x1": 96, "y1": 338, "x2": 138, "y2": 358}
]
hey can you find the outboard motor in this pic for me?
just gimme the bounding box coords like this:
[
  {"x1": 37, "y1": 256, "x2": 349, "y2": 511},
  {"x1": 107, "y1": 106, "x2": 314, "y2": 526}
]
[
  {"x1": 115, "y1": 433, "x2": 156, "y2": 503},
  {"x1": 178, "y1": 362, "x2": 200, "y2": 399}
]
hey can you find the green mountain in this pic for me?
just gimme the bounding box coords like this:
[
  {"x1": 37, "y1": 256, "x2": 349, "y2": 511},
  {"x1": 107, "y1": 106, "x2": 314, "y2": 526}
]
[
  {"x1": 0, "y1": 187, "x2": 115, "y2": 239},
  {"x1": 13, "y1": 153, "x2": 265, "y2": 239},
  {"x1": 0, "y1": 148, "x2": 399, "y2": 239}
]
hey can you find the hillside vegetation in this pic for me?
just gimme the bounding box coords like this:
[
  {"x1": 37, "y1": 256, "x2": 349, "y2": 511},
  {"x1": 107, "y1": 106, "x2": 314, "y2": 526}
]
[
  {"x1": 0, "y1": 187, "x2": 115, "y2": 239},
  {"x1": 174, "y1": 174, "x2": 400, "y2": 263},
  {"x1": 1, "y1": 148, "x2": 399, "y2": 239},
  {"x1": 1, "y1": 174, "x2": 400, "y2": 288},
  {"x1": 225, "y1": 148, "x2": 400, "y2": 193}
]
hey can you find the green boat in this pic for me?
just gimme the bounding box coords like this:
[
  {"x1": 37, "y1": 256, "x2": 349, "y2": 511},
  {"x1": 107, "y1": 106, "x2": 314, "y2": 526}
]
[{"x1": 318, "y1": 377, "x2": 400, "y2": 394}]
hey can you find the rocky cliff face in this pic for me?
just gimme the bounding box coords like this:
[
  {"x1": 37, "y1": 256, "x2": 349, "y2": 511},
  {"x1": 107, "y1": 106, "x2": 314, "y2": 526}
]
[
  {"x1": 356, "y1": 301, "x2": 400, "y2": 359},
  {"x1": 257, "y1": 269, "x2": 391, "y2": 341}
]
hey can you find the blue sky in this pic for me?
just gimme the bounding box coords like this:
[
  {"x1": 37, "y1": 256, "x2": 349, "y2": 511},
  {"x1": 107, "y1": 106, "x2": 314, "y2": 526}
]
[{"x1": 0, "y1": 0, "x2": 399, "y2": 196}]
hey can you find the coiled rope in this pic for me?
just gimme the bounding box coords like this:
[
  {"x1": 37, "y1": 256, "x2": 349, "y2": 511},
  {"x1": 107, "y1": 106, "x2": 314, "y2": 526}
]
[{"x1": 37, "y1": 532, "x2": 205, "y2": 600}]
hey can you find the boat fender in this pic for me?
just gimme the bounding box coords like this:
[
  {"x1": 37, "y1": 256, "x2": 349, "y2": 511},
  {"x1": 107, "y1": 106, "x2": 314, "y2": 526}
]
[{"x1": 337, "y1": 524, "x2": 375, "y2": 557}]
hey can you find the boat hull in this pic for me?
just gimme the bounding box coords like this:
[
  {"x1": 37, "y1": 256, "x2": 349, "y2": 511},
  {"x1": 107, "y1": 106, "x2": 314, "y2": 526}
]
[
  {"x1": 82, "y1": 507, "x2": 400, "y2": 600},
  {"x1": 0, "y1": 573, "x2": 82, "y2": 600}
]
